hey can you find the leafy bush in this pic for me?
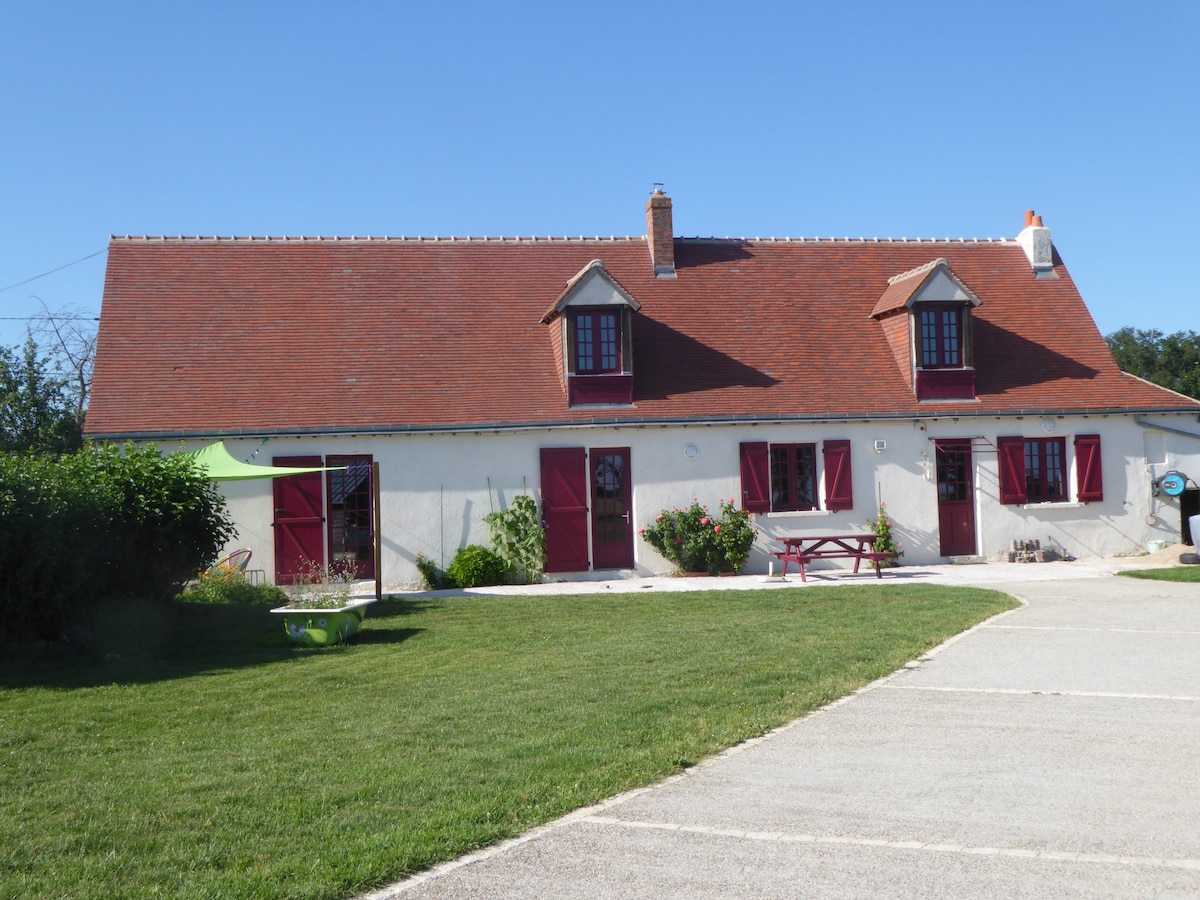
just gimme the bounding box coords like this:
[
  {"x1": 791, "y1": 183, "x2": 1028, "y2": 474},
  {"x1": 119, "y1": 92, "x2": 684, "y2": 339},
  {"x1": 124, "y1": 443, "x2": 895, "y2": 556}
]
[
  {"x1": 179, "y1": 566, "x2": 287, "y2": 606},
  {"x1": 865, "y1": 503, "x2": 903, "y2": 565},
  {"x1": 416, "y1": 554, "x2": 456, "y2": 590},
  {"x1": 640, "y1": 499, "x2": 758, "y2": 575},
  {"x1": 484, "y1": 494, "x2": 546, "y2": 584},
  {"x1": 0, "y1": 442, "x2": 235, "y2": 639},
  {"x1": 446, "y1": 544, "x2": 511, "y2": 588}
]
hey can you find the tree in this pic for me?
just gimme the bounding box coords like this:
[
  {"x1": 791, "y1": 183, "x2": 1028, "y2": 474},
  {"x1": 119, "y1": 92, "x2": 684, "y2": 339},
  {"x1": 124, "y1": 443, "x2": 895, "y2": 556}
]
[
  {"x1": 0, "y1": 335, "x2": 82, "y2": 453},
  {"x1": 28, "y1": 298, "x2": 96, "y2": 426},
  {"x1": 1106, "y1": 327, "x2": 1200, "y2": 400}
]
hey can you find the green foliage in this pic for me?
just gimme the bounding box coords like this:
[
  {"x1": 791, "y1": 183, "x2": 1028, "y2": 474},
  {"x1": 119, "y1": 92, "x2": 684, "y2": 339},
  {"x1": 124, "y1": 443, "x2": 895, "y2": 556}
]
[
  {"x1": 179, "y1": 565, "x2": 287, "y2": 606},
  {"x1": 0, "y1": 442, "x2": 236, "y2": 639},
  {"x1": 0, "y1": 335, "x2": 82, "y2": 453},
  {"x1": 640, "y1": 498, "x2": 758, "y2": 574},
  {"x1": 416, "y1": 553, "x2": 456, "y2": 590},
  {"x1": 484, "y1": 493, "x2": 546, "y2": 583},
  {"x1": 446, "y1": 544, "x2": 511, "y2": 588},
  {"x1": 865, "y1": 502, "x2": 903, "y2": 565},
  {"x1": 1106, "y1": 327, "x2": 1200, "y2": 400}
]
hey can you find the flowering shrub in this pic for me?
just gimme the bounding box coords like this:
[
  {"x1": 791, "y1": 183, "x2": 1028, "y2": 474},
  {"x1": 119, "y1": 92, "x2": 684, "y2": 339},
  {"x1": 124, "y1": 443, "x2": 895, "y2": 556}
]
[
  {"x1": 639, "y1": 499, "x2": 757, "y2": 575},
  {"x1": 866, "y1": 502, "x2": 903, "y2": 566}
]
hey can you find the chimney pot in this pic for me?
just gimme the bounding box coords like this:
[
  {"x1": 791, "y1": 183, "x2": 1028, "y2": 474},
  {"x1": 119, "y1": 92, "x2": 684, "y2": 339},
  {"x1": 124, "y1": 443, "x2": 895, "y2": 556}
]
[
  {"x1": 1031, "y1": 214, "x2": 1044, "y2": 227},
  {"x1": 1024, "y1": 209, "x2": 1035, "y2": 228}
]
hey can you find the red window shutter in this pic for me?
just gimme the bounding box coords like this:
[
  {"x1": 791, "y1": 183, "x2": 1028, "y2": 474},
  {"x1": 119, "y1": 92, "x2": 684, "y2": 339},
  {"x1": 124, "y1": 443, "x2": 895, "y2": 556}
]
[
  {"x1": 823, "y1": 440, "x2": 853, "y2": 511},
  {"x1": 739, "y1": 442, "x2": 769, "y2": 513},
  {"x1": 997, "y1": 436, "x2": 1027, "y2": 505},
  {"x1": 1075, "y1": 434, "x2": 1104, "y2": 503}
]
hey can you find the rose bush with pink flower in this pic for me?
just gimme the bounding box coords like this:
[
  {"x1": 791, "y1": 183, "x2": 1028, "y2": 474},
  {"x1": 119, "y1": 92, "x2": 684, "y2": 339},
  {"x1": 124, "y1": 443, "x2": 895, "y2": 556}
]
[{"x1": 640, "y1": 499, "x2": 757, "y2": 574}]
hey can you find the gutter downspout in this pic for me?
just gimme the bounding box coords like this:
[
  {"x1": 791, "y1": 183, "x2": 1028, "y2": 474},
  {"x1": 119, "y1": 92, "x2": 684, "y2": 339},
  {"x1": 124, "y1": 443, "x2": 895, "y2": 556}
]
[{"x1": 1136, "y1": 417, "x2": 1200, "y2": 441}]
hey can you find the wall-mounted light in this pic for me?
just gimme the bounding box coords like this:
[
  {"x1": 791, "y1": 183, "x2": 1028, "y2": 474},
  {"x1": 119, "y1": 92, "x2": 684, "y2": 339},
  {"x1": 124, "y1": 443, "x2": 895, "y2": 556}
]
[
  {"x1": 920, "y1": 451, "x2": 933, "y2": 481},
  {"x1": 874, "y1": 440, "x2": 886, "y2": 453},
  {"x1": 683, "y1": 442, "x2": 699, "y2": 460}
]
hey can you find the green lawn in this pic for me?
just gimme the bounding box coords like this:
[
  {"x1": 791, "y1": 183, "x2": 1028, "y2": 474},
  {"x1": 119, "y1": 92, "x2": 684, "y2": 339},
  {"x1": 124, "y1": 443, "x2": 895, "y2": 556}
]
[
  {"x1": 0, "y1": 584, "x2": 1015, "y2": 899},
  {"x1": 1118, "y1": 565, "x2": 1200, "y2": 582}
]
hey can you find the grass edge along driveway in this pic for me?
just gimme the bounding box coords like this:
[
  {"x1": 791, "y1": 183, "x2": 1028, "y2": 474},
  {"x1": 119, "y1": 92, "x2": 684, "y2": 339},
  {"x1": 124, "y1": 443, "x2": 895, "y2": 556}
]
[{"x1": 0, "y1": 583, "x2": 1016, "y2": 900}]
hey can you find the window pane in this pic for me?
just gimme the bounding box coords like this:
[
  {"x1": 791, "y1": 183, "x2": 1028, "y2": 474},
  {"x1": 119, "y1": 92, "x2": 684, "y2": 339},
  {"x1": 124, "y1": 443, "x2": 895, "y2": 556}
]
[
  {"x1": 769, "y1": 444, "x2": 816, "y2": 512},
  {"x1": 1045, "y1": 440, "x2": 1064, "y2": 498},
  {"x1": 795, "y1": 446, "x2": 815, "y2": 509},
  {"x1": 770, "y1": 447, "x2": 791, "y2": 510},
  {"x1": 600, "y1": 313, "x2": 618, "y2": 371},
  {"x1": 920, "y1": 310, "x2": 938, "y2": 366},
  {"x1": 941, "y1": 309, "x2": 959, "y2": 365},
  {"x1": 1024, "y1": 438, "x2": 1065, "y2": 500},
  {"x1": 576, "y1": 315, "x2": 594, "y2": 372}
]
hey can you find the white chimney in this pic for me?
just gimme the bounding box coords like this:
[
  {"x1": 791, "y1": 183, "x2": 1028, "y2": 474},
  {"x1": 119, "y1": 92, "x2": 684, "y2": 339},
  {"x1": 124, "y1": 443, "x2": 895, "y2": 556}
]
[{"x1": 1017, "y1": 209, "x2": 1054, "y2": 276}]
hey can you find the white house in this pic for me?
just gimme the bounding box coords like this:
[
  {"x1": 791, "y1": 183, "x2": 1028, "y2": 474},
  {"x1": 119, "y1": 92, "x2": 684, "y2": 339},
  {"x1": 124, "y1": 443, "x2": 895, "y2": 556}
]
[{"x1": 86, "y1": 192, "x2": 1200, "y2": 587}]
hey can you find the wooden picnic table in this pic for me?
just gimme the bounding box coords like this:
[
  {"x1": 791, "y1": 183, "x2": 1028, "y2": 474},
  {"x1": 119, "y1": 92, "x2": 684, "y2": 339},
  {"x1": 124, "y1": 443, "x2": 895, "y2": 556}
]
[{"x1": 771, "y1": 534, "x2": 894, "y2": 582}]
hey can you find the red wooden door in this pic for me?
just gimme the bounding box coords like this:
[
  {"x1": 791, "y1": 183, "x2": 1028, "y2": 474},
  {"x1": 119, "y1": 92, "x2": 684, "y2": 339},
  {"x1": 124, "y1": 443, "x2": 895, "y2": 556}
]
[
  {"x1": 590, "y1": 447, "x2": 633, "y2": 570},
  {"x1": 540, "y1": 448, "x2": 589, "y2": 573},
  {"x1": 273, "y1": 456, "x2": 325, "y2": 584},
  {"x1": 936, "y1": 440, "x2": 977, "y2": 556}
]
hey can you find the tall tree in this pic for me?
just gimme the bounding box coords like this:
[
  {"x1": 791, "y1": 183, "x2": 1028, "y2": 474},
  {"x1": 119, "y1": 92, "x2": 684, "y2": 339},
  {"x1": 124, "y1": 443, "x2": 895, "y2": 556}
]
[
  {"x1": 28, "y1": 298, "x2": 96, "y2": 426},
  {"x1": 0, "y1": 335, "x2": 82, "y2": 453},
  {"x1": 1106, "y1": 327, "x2": 1200, "y2": 400}
]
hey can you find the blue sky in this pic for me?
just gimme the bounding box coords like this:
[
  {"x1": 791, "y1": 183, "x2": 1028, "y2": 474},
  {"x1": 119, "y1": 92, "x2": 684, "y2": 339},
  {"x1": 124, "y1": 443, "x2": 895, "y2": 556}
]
[{"x1": 1, "y1": 1, "x2": 1196, "y2": 351}]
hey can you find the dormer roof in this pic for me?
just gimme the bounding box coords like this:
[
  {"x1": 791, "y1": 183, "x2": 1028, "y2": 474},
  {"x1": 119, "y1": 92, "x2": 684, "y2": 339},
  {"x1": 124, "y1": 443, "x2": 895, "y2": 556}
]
[
  {"x1": 871, "y1": 258, "x2": 982, "y2": 318},
  {"x1": 540, "y1": 259, "x2": 641, "y2": 324}
]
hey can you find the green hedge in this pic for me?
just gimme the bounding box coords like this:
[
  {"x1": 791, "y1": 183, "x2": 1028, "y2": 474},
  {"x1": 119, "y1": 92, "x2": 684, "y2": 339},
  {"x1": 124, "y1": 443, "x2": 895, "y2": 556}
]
[{"x1": 0, "y1": 442, "x2": 235, "y2": 639}]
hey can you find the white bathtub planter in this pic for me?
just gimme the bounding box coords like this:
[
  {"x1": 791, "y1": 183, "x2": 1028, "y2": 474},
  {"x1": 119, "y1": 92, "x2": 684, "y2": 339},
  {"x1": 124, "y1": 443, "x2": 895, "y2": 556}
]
[
  {"x1": 271, "y1": 597, "x2": 376, "y2": 646},
  {"x1": 271, "y1": 565, "x2": 375, "y2": 646}
]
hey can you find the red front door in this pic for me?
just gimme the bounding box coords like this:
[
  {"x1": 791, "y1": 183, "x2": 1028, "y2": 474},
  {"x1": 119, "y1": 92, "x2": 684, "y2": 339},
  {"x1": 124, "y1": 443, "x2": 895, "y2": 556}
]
[
  {"x1": 273, "y1": 457, "x2": 325, "y2": 584},
  {"x1": 590, "y1": 447, "x2": 634, "y2": 570},
  {"x1": 936, "y1": 440, "x2": 977, "y2": 556},
  {"x1": 540, "y1": 448, "x2": 590, "y2": 573}
]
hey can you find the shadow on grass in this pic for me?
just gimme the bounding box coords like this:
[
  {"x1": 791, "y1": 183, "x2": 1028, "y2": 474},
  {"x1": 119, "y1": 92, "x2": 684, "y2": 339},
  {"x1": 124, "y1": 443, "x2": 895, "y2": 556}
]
[{"x1": 0, "y1": 596, "x2": 435, "y2": 690}]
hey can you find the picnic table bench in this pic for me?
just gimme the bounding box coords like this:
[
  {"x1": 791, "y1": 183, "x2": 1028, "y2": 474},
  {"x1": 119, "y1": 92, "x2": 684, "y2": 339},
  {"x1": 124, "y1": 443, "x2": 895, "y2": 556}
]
[{"x1": 771, "y1": 534, "x2": 895, "y2": 582}]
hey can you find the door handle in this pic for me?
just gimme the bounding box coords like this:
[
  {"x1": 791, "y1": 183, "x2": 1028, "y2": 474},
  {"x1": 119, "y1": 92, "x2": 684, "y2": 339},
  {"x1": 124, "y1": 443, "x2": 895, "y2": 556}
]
[{"x1": 621, "y1": 512, "x2": 630, "y2": 523}]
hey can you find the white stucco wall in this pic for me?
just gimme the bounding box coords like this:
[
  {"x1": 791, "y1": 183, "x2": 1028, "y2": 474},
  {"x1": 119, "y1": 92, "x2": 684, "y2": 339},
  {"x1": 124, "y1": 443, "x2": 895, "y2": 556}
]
[{"x1": 191, "y1": 412, "x2": 1200, "y2": 591}]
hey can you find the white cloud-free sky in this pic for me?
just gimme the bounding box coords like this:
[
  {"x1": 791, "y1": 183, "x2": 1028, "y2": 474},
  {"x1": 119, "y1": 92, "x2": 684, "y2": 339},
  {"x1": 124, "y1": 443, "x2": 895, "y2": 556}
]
[{"x1": 1, "y1": 1, "x2": 1196, "y2": 349}]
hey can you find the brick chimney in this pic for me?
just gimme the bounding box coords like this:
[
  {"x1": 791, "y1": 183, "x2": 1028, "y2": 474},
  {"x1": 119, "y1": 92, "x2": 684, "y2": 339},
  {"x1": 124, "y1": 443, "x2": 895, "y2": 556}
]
[
  {"x1": 645, "y1": 186, "x2": 676, "y2": 278},
  {"x1": 1017, "y1": 209, "x2": 1054, "y2": 276}
]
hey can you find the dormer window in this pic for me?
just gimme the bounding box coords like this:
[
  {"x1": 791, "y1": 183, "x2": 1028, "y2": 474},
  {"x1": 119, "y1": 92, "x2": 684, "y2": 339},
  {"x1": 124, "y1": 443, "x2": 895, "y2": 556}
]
[
  {"x1": 871, "y1": 258, "x2": 980, "y2": 401},
  {"x1": 919, "y1": 305, "x2": 963, "y2": 368},
  {"x1": 541, "y1": 260, "x2": 640, "y2": 407},
  {"x1": 574, "y1": 310, "x2": 621, "y2": 374}
]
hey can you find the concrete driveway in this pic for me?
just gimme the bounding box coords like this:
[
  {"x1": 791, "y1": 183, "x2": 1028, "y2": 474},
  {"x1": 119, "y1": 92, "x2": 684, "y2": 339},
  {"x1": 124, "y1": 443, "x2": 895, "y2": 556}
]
[{"x1": 370, "y1": 566, "x2": 1200, "y2": 898}]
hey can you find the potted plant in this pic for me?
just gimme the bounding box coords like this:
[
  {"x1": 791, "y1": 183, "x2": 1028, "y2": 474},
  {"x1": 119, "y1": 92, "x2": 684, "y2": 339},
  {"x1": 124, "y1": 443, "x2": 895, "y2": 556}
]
[{"x1": 270, "y1": 559, "x2": 376, "y2": 646}]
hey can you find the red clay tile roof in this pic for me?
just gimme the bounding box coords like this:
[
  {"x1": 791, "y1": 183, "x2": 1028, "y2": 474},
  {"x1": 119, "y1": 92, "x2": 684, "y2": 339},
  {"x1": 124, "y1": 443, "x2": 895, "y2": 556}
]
[{"x1": 86, "y1": 234, "x2": 1198, "y2": 438}]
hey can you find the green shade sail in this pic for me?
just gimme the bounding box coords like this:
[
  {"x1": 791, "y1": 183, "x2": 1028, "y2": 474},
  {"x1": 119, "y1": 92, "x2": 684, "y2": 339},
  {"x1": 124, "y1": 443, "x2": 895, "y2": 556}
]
[{"x1": 186, "y1": 440, "x2": 344, "y2": 481}]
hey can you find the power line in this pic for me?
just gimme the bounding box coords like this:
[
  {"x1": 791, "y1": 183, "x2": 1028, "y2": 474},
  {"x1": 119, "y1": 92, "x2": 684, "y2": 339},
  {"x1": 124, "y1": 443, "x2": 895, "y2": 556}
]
[{"x1": 0, "y1": 247, "x2": 108, "y2": 294}]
